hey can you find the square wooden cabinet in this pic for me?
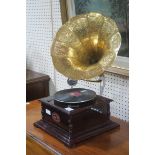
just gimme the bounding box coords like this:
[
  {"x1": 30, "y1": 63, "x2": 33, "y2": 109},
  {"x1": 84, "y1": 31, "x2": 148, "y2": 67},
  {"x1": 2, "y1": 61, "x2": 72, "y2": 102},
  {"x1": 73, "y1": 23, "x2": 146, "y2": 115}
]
[{"x1": 26, "y1": 69, "x2": 50, "y2": 102}]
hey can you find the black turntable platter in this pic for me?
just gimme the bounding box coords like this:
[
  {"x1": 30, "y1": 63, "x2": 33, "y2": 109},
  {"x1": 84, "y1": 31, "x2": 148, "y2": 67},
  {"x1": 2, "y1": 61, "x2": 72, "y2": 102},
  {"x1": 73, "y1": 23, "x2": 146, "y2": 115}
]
[{"x1": 54, "y1": 88, "x2": 96, "y2": 108}]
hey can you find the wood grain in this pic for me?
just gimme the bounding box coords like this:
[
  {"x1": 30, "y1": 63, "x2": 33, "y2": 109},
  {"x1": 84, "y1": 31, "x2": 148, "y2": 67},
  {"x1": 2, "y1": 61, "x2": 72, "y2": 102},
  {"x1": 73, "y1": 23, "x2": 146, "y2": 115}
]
[
  {"x1": 26, "y1": 69, "x2": 50, "y2": 102},
  {"x1": 26, "y1": 134, "x2": 56, "y2": 155},
  {"x1": 26, "y1": 100, "x2": 129, "y2": 155}
]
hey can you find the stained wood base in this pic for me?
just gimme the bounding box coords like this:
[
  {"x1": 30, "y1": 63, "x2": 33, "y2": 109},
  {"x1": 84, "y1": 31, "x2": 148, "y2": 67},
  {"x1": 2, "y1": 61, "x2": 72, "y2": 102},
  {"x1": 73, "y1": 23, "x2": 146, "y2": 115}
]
[{"x1": 34, "y1": 119, "x2": 119, "y2": 147}]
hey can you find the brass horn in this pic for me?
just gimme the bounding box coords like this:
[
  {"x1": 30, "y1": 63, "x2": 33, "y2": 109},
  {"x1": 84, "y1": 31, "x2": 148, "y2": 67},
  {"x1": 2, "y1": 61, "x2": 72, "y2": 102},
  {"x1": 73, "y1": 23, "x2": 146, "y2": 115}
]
[{"x1": 51, "y1": 12, "x2": 121, "y2": 80}]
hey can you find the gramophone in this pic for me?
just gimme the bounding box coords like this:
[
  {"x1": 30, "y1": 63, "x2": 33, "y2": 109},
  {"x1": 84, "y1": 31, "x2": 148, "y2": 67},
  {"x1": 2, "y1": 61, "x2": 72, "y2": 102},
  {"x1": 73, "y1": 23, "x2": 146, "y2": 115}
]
[{"x1": 34, "y1": 13, "x2": 121, "y2": 147}]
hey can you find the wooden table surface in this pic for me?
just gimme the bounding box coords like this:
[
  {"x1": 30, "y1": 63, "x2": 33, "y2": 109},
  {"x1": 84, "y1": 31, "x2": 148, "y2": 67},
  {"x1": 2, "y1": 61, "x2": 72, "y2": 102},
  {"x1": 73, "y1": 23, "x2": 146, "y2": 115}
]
[{"x1": 26, "y1": 100, "x2": 129, "y2": 155}]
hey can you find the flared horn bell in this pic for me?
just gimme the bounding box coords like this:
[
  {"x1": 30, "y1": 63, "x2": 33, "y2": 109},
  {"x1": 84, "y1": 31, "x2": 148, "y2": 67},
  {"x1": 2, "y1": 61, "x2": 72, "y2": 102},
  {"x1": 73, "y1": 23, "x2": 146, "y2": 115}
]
[{"x1": 51, "y1": 12, "x2": 121, "y2": 80}]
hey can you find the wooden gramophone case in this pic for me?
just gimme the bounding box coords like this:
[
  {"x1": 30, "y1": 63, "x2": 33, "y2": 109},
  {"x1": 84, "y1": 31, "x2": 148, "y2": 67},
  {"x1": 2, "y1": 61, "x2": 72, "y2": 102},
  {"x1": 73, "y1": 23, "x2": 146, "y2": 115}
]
[{"x1": 34, "y1": 92, "x2": 119, "y2": 147}]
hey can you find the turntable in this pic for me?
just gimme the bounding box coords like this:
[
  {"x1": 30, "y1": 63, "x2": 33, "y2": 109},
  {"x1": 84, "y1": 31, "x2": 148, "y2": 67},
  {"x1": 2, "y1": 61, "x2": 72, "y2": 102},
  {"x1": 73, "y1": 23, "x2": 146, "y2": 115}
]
[{"x1": 34, "y1": 12, "x2": 121, "y2": 147}]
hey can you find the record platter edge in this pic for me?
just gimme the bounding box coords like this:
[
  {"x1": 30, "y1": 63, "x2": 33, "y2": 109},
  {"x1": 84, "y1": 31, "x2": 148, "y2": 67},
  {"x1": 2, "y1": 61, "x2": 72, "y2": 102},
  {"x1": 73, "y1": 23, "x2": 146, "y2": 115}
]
[{"x1": 53, "y1": 88, "x2": 96, "y2": 108}]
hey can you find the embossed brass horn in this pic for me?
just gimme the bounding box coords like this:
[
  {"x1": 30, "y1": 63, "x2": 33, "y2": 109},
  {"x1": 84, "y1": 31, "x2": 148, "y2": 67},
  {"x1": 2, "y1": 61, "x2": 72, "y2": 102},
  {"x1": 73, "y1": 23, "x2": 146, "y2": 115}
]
[{"x1": 51, "y1": 13, "x2": 121, "y2": 80}]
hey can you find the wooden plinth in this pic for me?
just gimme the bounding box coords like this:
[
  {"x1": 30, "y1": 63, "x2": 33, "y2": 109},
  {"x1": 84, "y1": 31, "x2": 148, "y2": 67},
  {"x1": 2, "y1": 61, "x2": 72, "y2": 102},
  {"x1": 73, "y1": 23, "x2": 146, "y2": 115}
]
[{"x1": 34, "y1": 119, "x2": 119, "y2": 147}]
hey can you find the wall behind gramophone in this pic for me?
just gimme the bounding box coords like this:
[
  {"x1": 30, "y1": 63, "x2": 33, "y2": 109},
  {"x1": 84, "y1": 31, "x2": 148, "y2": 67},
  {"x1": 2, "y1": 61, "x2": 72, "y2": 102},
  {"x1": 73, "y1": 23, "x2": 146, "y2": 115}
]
[{"x1": 26, "y1": 0, "x2": 129, "y2": 121}]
